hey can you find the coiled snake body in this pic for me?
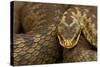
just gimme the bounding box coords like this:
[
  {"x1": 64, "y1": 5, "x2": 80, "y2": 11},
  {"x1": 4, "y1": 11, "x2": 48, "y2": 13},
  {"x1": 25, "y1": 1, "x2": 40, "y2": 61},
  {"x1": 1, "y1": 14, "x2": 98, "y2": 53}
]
[{"x1": 11, "y1": 1, "x2": 97, "y2": 66}]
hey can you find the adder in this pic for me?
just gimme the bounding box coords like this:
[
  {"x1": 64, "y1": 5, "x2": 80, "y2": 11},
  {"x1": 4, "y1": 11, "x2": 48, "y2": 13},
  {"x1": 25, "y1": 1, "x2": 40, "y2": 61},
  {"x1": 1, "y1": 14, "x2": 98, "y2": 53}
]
[{"x1": 11, "y1": 1, "x2": 97, "y2": 66}]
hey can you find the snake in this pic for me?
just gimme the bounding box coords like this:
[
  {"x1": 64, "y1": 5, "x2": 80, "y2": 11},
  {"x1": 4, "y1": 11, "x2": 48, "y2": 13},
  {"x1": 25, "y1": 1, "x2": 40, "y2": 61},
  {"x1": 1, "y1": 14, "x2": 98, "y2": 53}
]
[{"x1": 11, "y1": 1, "x2": 97, "y2": 66}]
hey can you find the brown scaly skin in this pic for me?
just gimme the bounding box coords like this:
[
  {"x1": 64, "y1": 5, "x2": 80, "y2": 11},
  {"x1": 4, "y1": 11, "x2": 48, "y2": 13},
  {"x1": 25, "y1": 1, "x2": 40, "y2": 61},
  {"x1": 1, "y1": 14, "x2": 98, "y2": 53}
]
[
  {"x1": 11, "y1": 1, "x2": 97, "y2": 66},
  {"x1": 21, "y1": 2, "x2": 69, "y2": 33},
  {"x1": 13, "y1": 29, "x2": 62, "y2": 65},
  {"x1": 12, "y1": 2, "x2": 69, "y2": 66}
]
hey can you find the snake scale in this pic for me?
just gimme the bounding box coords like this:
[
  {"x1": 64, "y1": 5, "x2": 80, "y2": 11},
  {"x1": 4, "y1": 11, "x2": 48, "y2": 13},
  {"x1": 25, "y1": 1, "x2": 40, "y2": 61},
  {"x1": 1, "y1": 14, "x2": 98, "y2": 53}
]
[{"x1": 11, "y1": 1, "x2": 97, "y2": 66}]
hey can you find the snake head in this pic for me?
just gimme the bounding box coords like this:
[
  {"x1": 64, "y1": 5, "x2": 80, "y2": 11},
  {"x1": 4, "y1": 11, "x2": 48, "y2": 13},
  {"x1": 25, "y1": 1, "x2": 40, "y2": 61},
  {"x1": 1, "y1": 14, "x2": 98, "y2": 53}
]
[{"x1": 57, "y1": 8, "x2": 81, "y2": 48}]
